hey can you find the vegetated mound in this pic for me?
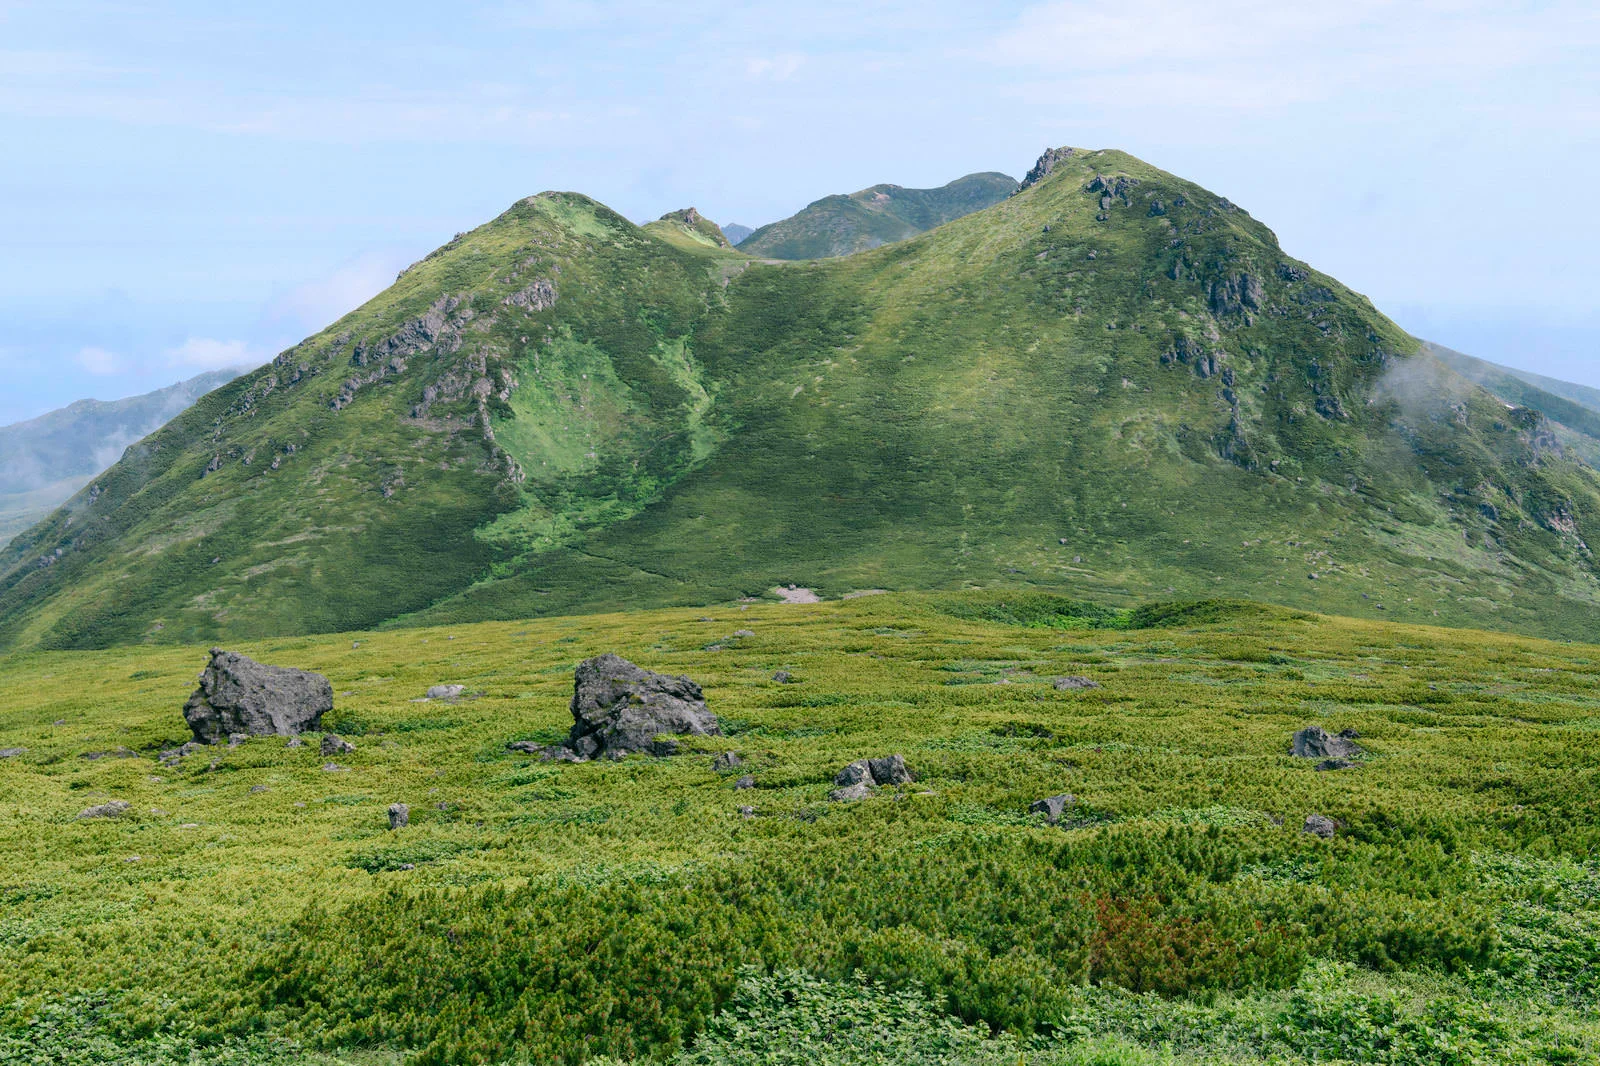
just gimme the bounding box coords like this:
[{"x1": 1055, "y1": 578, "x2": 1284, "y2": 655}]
[
  {"x1": 736, "y1": 171, "x2": 1020, "y2": 259},
  {"x1": 0, "y1": 592, "x2": 1597, "y2": 1064},
  {"x1": 5, "y1": 147, "x2": 1600, "y2": 651},
  {"x1": 0, "y1": 368, "x2": 241, "y2": 541}
]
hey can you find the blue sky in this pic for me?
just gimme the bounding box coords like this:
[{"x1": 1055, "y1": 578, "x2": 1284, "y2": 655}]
[{"x1": 2, "y1": 0, "x2": 1597, "y2": 424}]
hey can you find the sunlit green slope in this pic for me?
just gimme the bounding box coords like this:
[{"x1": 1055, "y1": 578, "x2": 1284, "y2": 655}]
[{"x1": 4, "y1": 148, "x2": 1600, "y2": 649}]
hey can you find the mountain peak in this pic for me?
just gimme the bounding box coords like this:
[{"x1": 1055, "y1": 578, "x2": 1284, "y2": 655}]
[{"x1": 1019, "y1": 145, "x2": 1078, "y2": 190}]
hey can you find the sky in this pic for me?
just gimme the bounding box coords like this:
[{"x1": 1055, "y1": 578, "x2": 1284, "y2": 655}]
[{"x1": 2, "y1": 0, "x2": 1597, "y2": 424}]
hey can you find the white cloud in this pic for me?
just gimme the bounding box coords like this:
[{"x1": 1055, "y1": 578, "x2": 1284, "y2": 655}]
[
  {"x1": 165, "y1": 337, "x2": 256, "y2": 371},
  {"x1": 983, "y1": 0, "x2": 1600, "y2": 113},
  {"x1": 745, "y1": 54, "x2": 804, "y2": 81},
  {"x1": 75, "y1": 345, "x2": 123, "y2": 375},
  {"x1": 262, "y1": 251, "x2": 412, "y2": 336}
]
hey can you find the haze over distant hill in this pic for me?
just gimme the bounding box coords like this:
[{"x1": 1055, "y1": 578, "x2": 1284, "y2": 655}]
[
  {"x1": 736, "y1": 171, "x2": 1019, "y2": 259},
  {"x1": 5, "y1": 146, "x2": 1600, "y2": 649},
  {"x1": 0, "y1": 369, "x2": 240, "y2": 542}
]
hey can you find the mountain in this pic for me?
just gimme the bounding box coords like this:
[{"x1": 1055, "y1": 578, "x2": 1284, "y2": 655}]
[
  {"x1": 0, "y1": 369, "x2": 241, "y2": 542},
  {"x1": 722, "y1": 223, "x2": 753, "y2": 245},
  {"x1": 6, "y1": 146, "x2": 1600, "y2": 650},
  {"x1": 1425, "y1": 341, "x2": 1600, "y2": 466},
  {"x1": 737, "y1": 171, "x2": 1019, "y2": 258}
]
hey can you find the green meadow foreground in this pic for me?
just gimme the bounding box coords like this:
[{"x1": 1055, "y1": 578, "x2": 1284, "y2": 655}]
[{"x1": 1, "y1": 591, "x2": 1598, "y2": 1064}]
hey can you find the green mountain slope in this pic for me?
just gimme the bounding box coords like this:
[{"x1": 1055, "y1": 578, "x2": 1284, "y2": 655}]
[
  {"x1": 0, "y1": 369, "x2": 241, "y2": 542},
  {"x1": 737, "y1": 171, "x2": 1019, "y2": 259},
  {"x1": 1426, "y1": 341, "x2": 1600, "y2": 465},
  {"x1": 5, "y1": 148, "x2": 1600, "y2": 649}
]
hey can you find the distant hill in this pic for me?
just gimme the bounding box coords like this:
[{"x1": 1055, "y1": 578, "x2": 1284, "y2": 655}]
[
  {"x1": 737, "y1": 171, "x2": 1019, "y2": 259},
  {"x1": 7, "y1": 148, "x2": 1600, "y2": 648},
  {"x1": 722, "y1": 223, "x2": 753, "y2": 245},
  {"x1": 0, "y1": 369, "x2": 240, "y2": 541},
  {"x1": 1426, "y1": 342, "x2": 1600, "y2": 467}
]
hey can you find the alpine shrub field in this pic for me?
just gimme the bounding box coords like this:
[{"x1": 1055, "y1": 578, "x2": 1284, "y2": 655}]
[{"x1": 1, "y1": 590, "x2": 1597, "y2": 1063}]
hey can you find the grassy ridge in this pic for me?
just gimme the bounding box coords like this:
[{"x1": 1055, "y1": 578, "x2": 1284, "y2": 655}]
[
  {"x1": 0, "y1": 591, "x2": 1597, "y2": 1062},
  {"x1": 6, "y1": 149, "x2": 1600, "y2": 649},
  {"x1": 737, "y1": 172, "x2": 1019, "y2": 259}
]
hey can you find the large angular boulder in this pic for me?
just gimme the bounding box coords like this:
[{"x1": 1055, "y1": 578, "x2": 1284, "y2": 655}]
[
  {"x1": 1290, "y1": 726, "x2": 1363, "y2": 761},
  {"x1": 183, "y1": 648, "x2": 333, "y2": 743},
  {"x1": 557, "y1": 654, "x2": 719, "y2": 760}
]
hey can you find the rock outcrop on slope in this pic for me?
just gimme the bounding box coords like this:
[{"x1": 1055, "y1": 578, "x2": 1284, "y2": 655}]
[
  {"x1": 547, "y1": 653, "x2": 719, "y2": 760},
  {"x1": 182, "y1": 649, "x2": 333, "y2": 743}
]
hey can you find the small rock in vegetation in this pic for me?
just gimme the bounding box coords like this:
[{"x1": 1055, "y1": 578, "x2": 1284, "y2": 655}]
[
  {"x1": 249, "y1": 785, "x2": 268, "y2": 794},
  {"x1": 78, "y1": 800, "x2": 131, "y2": 820},
  {"x1": 712, "y1": 751, "x2": 743, "y2": 772},
  {"x1": 0, "y1": 747, "x2": 24, "y2": 758},
  {"x1": 322, "y1": 734, "x2": 355, "y2": 756},
  {"x1": 322, "y1": 762, "x2": 349, "y2": 773},
  {"x1": 387, "y1": 803, "x2": 409, "y2": 830},
  {"x1": 737, "y1": 805, "x2": 755, "y2": 818},
  {"x1": 1030, "y1": 794, "x2": 1075, "y2": 825},
  {"x1": 772, "y1": 670, "x2": 793, "y2": 683},
  {"x1": 734, "y1": 775, "x2": 755, "y2": 790},
  {"x1": 1053, "y1": 676, "x2": 1099, "y2": 690},
  {"x1": 829, "y1": 755, "x2": 914, "y2": 800},
  {"x1": 1316, "y1": 758, "x2": 1358, "y2": 771},
  {"x1": 183, "y1": 648, "x2": 333, "y2": 743},
  {"x1": 546, "y1": 654, "x2": 719, "y2": 761},
  {"x1": 158, "y1": 741, "x2": 205, "y2": 766},
  {"x1": 1290, "y1": 725, "x2": 1363, "y2": 760},
  {"x1": 1302, "y1": 813, "x2": 1339, "y2": 838},
  {"x1": 732, "y1": 629, "x2": 754, "y2": 639},
  {"x1": 426, "y1": 684, "x2": 465, "y2": 700}
]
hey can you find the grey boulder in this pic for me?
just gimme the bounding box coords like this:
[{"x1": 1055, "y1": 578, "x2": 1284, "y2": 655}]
[
  {"x1": 1030, "y1": 794, "x2": 1075, "y2": 825},
  {"x1": 387, "y1": 803, "x2": 409, "y2": 830},
  {"x1": 1053, "y1": 676, "x2": 1100, "y2": 690},
  {"x1": 830, "y1": 754, "x2": 914, "y2": 800},
  {"x1": 734, "y1": 774, "x2": 756, "y2": 790},
  {"x1": 1291, "y1": 726, "x2": 1363, "y2": 761},
  {"x1": 556, "y1": 654, "x2": 719, "y2": 760},
  {"x1": 183, "y1": 648, "x2": 332, "y2": 743},
  {"x1": 0, "y1": 747, "x2": 25, "y2": 758},
  {"x1": 78, "y1": 800, "x2": 131, "y2": 819},
  {"x1": 426, "y1": 684, "x2": 465, "y2": 700},
  {"x1": 712, "y1": 751, "x2": 744, "y2": 772},
  {"x1": 1302, "y1": 813, "x2": 1339, "y2": 839},
  {"x1": 321, "y1": 733, "x2": 355, "y2": 756}
]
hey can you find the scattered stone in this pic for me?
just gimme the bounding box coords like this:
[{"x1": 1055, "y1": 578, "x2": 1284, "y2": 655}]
[
  {"x1": 124, "y1": 855, "x2": 141, "y2": 863},
  {"x1": 81, "y1": 747, "x2": 139, "y2": 760},
  {"x1": 227, "y1": 733, "x2": 250, "y2": 748},
  {"x1": 426, "y1": 684, "x2": 465, "y2": 700},
  {"x1": 732, "y1": 629, "x2": 755, "y2": 639},
  {"x1": 1316, "y1": 758, "x2": 1358, "y2": 772},
  {"x1": 547, "y1": 654, "x2": 719, "y2": 761},
  {"x1": 53, "y1": 719, "x2": 65, "y2": 726},
  {"x1": 158, "y1": 741, "x2": 205, "y2": 766},
  {"x1": 712, "y1": 751, "x2": 743, "y2": 772},
  {"x1": 737, "y1": 805, "x2": 756, "y2": 818},
  {"x1": 286, "y1": 736, "x2": 305, "y2": 748},
  {"x1": 772, "y1": 671, "x2": 793, "y2": 683},
  {"x1": 321, "y1": 734, "x2": 355, "y2": 756},
  {"x1": 506, "y1": 740, "x2": 544, "y2": 755},
  {"x1": 1302, "y1": 813, "x2": 1339, "y2": 839},
  {"x1": 1053, "y1": 676, "x2": 1099, "y2": 691},
  {"x1": 397, "y1": 863, "x2": 416, "y2": 871},
  {"x1": 183, "y1": 648, "x2": 333, "y2": 743},
  {"x1": 387, "y1": 803, "x2": 409, "y2": 830},
  {"x1": 1030, "y1": 794, "x2": 1075, "y2": 825},
  {"x1": 249, "y1": 785, "x2": 268, "y2": 794},
  {"x1": 78, "y1": 800, "x2": 131, "y2": 820},
  {"x1": 1291, "y1": 726, "x2": 1363, "y2": 761},
  {"x1": 0, "y1": 748, "x2": 24, "y2": 758},
  {"x1": 322, "y1": 762, "x2": 349, "y2": 773},
  {"x1": 829, "y1": 755, "x2": 914, "y2": 800},
  {"x1": 734, "y1": 775, "x2": 756, "y2": 790}
]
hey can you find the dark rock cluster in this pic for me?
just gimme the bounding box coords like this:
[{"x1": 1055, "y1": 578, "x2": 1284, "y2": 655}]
[{"x1": 183, "y1": 649, "x2": 333, "y2": 744}]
